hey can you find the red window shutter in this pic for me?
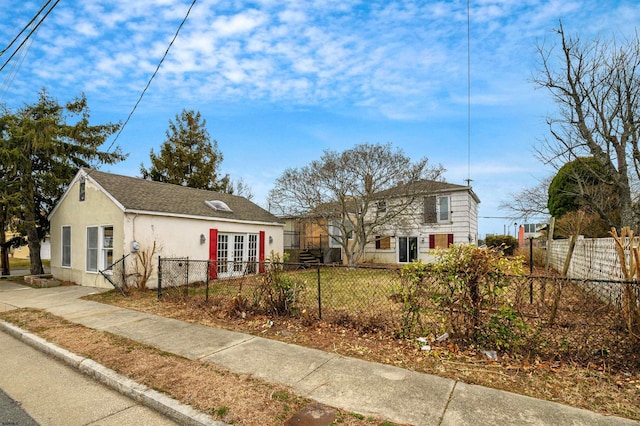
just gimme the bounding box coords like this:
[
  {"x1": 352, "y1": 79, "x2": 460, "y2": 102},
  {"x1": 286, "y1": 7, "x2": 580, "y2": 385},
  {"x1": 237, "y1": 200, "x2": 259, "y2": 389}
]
[
  {"x1": 259, "y1": 231, "x2": 266, "y2": 273},
  {"x1": 448, "y1": 233, "x2": 454, "y2": 247},
  {"x1": 209, "y1": 229, "x2": 218, "y2": 279},
  {"x1": 429, "y1": 235, "x2": 435, "y2": 249}
]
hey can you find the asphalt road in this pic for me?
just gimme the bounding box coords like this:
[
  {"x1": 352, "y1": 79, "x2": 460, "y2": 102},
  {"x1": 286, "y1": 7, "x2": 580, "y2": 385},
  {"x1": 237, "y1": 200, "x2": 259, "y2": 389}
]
[
  {"x1": 0, "y1": 387, "x2": 38, "y2": 426},
  {"x1": 0, "y1": 331, "x2": 178, "y2": 426}
]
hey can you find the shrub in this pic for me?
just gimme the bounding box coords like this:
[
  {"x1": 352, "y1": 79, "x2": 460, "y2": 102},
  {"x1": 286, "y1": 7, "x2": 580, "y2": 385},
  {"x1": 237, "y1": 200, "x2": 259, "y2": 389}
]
[
  {"x1": 259, "y1": 252, "x2": 305, "y2": 316},
  {"x1": 485, "y1": 234, "x2": 519, "y2": 256},
  {"x1": 428, "y1": 244, "x2": 527, "y2": 347},
  {"x1": 479, "y1": 305, "x2": 528, "y2": 351},
  {"x1": 394, "y1": 261, "x2": 429, "y2": 338}
]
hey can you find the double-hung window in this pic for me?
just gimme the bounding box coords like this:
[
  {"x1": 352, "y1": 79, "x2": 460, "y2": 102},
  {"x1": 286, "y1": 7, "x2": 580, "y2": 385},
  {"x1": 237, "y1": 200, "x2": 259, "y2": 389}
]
[
  {"x1": 86, "y1": 225, "x2": 114, "y2": 272},
  {"x1": 102, "y1": 226, "x2": 114, "y2": 270},
  {"x1": 438, "y1": 196, "x2": 450, "y2": 223},
  {"x1": 62, "y1": 226, "x2": 71, "y2": 267},
  {"x1": 86, "y1": 227, "x2": 99, "y2": 272}
]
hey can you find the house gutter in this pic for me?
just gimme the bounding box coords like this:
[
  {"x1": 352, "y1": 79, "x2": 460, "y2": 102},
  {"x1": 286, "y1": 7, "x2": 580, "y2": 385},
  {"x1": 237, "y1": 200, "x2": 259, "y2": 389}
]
[{"x1": 124, "y1": 209, "x2": 285, "y2": 227}]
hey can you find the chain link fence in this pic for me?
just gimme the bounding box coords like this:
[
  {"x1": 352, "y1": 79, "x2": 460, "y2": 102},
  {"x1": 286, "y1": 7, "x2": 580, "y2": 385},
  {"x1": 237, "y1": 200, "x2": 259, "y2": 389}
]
[
  {"x1": 157, "y1": 257, "x2": 639, "y2": 370},
  {"x1": 158, "y1": 258, "x2": 403, "y2": 323},
  {"x1": 517, "y1": 275, "x2": 639, "y2": 369},
  {"x1": 99, "y1": 254, "x2": 129, "y2": 296}
]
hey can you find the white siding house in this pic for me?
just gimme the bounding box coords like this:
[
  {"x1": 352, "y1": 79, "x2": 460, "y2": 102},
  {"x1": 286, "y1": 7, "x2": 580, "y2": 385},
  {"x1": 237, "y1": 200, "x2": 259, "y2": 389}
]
[
  {"x1": 362, "y1": 180, "x2": 480, "y2": 264},
  {"x1": 48, "y1": 168, "x2": 284, "y2": 288}
]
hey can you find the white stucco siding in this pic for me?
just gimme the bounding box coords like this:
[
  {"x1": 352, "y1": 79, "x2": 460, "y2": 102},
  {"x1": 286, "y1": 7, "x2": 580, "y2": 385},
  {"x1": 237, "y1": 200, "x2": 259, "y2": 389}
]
[
  {"x1": 125, "y1": 214, "x2": 282, "y2": 258},
  {"x1": 123, "y1": 213, "x2": 284, "y2": 288},
  {"x1": 50, "y1": 177, "x2": 125, "y2": 288}
]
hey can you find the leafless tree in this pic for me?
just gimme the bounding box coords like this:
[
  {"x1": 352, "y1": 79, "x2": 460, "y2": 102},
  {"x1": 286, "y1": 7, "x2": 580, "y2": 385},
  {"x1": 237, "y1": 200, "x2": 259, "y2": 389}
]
[
  {"x1": 500, "y1": 177, "x2": 551, "y2": 221},
  {"x1": 268, "y1": 143, "x2": 444, "y2": 266},
  {"x1": 225, "y1": 177, "x2": 255, "y2": 201},
  {"x1": 532, "y1": 22, "x2": 640, "y2": 229}
]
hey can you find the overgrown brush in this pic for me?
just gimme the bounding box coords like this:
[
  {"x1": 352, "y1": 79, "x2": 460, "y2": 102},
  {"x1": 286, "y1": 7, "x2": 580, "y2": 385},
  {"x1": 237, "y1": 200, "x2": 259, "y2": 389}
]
[
  {"x1": 258, "y1": 252, "x2": 305, "y2": 316},
  {"x1": 426, "y1": 245, "x2": 528, "y2": 350},
  {"x1": 393, "y1": 260, "x2": 429, "y2": 338}
]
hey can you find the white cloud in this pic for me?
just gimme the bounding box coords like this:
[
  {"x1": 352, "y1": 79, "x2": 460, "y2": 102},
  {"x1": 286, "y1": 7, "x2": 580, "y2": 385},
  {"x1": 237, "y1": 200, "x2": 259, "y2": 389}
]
[
  {"x1": 3, "y1": 0, "x2": 640, "y2": 123},
  {"x1": 212, "y1": 10, "x2": 267, "y2": 36},
  {"x1": 75, "y1": 21, "x2": 99, "y2": 37},
  {"x1": 278, "y1": 9, "x2": 306, "y2": 24}
]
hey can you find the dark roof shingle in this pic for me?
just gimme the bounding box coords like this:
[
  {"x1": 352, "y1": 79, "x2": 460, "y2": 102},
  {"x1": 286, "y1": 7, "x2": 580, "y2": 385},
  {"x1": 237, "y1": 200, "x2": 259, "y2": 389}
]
[
  {"x1": 374, "y1": 179, "x2": 480, "y2": 202},
  {"x1": 85, "y1": 169, "x2": 281, "y2": 224}
]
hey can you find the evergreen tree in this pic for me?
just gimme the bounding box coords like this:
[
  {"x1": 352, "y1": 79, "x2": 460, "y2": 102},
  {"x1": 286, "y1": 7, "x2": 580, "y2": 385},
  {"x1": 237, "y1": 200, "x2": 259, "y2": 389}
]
[
  {"x1": 0, "y1": 89, "x2": 125, "y2": 275},
  {"x1": 140, "y1": 109, "x2": 230, "y2": 191}
]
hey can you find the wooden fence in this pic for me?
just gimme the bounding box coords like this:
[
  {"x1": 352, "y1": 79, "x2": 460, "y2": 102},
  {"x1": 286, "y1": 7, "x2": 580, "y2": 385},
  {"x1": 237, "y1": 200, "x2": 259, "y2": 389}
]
[{"x1": 547, "y1": 236, "x2": 626, "y2": 280}]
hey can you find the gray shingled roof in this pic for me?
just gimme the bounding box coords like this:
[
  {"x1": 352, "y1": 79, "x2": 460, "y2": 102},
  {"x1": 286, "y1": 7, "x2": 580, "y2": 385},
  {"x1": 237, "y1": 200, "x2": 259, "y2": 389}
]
[
  {"x1": 374, "y1": 179, "x2": 480, "y2": 202},
  {"x1": 85, "y1": 168, "x2": 281, "y2": 224}
]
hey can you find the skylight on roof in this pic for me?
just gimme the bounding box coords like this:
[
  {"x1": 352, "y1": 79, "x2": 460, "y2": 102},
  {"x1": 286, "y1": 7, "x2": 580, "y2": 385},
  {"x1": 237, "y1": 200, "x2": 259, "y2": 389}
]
[{"x1": 205, "y1": 200, "x2": 232, "y2": 212}]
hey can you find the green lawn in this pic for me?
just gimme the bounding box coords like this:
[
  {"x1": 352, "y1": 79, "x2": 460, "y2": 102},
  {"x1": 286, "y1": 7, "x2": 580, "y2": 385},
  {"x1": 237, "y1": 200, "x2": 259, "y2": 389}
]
[
  {"x1": 164, "y1": 266, "x2": 403, "y2": 320},
  {"x1": 7, "y1": 258, "x2": 51, "y2": 270}
]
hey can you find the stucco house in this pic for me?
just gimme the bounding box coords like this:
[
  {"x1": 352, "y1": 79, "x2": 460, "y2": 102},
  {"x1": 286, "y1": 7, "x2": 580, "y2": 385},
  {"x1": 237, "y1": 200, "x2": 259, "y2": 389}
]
[
  {"x1": 362, "y1": 180, "x2": 480, "y2": 264},
  {"x1": 48, "y1": 168, "x2": 284, "y2": 288}
]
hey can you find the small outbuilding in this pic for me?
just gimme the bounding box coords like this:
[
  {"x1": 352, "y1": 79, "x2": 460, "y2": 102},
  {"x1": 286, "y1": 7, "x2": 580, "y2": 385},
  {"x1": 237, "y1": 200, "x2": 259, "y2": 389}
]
[{"x1": 48, "y1": 168, "x2": 284, "y2": 288}]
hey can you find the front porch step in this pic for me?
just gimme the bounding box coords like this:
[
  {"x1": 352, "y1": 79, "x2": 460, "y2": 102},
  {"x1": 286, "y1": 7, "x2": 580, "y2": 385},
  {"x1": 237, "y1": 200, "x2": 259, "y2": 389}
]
[{"x1": 299, "y1": 250, "x2": 320, "y2": 265}]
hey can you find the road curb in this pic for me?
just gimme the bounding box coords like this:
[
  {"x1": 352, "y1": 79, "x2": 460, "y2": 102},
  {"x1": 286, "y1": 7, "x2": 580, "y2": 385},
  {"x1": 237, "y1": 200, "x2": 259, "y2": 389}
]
[{"x1": 0, "y1": 320, "x2": 226, "y2": 426}]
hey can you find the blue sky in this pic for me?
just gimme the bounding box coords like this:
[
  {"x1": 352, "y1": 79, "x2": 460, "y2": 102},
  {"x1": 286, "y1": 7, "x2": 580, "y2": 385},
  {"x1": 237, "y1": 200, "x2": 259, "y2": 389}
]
[{"x1": 2, "y1": 0, "x2": 639, "y2": 237}]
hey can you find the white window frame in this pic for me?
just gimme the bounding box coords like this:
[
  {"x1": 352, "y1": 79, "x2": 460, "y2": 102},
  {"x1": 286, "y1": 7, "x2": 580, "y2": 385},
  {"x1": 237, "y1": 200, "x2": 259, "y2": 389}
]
[
  {"x1": 102, "y1": 226, "x2": 114, "y2": 273},
  {"x1": 86, "y1": 226, "x2": 99, "y2": 272},
  {"x1": 398, "y1": 236, "x2": 419, "y2": 263},
  {"x1": 61, "y1": 225, "x2": 71, "y2": 268},
  {"x1": 86, "y1": 225, "x2": 114, "y2": 273},
  {"x1": 437, "y1": 196, "x2": 450, "y2": 223},
  {"x1": 217, "y1": 232, "x2": 259, "y2": 277},
  {"x1": 217, "y1": 234, "x2": 229, "y2": 274}
]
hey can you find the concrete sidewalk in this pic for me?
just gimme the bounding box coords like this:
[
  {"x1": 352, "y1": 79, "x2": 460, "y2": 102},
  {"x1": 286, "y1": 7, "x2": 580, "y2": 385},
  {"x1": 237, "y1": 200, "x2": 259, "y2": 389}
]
[
  {"x1": 0, "y1": 282, "x2": 637, "y2": 426},
  {"x1": 0, "y1": 330, "x2": 180, "y2": 426}
]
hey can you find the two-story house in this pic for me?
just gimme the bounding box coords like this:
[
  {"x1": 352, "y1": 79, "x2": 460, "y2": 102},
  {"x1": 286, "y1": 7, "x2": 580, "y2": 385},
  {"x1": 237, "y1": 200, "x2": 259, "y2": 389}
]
[{"x1": 362, "y1": 180, "x2": 480, "y2": 264}]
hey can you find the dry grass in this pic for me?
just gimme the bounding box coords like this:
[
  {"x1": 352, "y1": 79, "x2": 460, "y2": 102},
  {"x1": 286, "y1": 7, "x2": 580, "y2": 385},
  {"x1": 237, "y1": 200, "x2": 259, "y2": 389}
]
[
  {"x1": 0, "y1": 308, "x2": 394, "y2": 426},
  {"x1": 85, "y1": 288, "x2": 640, "y2": 422}
]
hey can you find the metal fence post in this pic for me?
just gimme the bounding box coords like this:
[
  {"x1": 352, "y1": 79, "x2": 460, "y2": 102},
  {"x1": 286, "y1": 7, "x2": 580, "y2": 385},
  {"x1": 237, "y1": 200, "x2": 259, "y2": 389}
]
[
  {"x1": 206, "y1": 260, "x2": 210, "y2": 303},
  {"x1": 184, "y1": 256, "x2": 189, "y2": 296},
  {"x1": 157, "y1": 255, "x2": 162, "y2": 299},
  {"x1": 317, "y1": 263, "x2": 322, "y2": 320},
  {"x1": 529, "y1": 237, "x2": 534, "y2": 303},
  {"x1": 121, "y1": 254, "x2": 126, "y2": 290}
]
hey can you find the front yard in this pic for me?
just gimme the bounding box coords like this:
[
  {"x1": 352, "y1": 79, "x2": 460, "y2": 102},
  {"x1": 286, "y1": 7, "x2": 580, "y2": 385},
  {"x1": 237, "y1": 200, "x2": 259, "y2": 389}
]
[{"x1": 88, "y1": 263, "x2": 640, "y2": 422}]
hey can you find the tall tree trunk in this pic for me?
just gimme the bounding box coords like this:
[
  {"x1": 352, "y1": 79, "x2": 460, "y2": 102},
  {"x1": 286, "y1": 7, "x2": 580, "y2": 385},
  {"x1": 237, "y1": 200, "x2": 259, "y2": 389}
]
[
  {"x1": 22, "y1": 167, "x2": 44, "y2": 275},
  {"x1": 0, "y1": 220, "x2": 9, "y2": 276},
  {"x1": 618, "y1": 183, "x2": 635, "y2": 229},
  {"x1": 27, "y1": 227, "x2": 44, "y2": 275}
]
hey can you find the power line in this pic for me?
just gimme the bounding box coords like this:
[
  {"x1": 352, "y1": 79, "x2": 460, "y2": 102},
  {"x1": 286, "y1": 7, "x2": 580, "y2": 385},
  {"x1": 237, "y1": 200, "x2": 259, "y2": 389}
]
[
  {"x1": 0, "y1": 0, "x2": 53, "y2": 57},
  {"x1": 105, "y1": 0, "x2": 198, "y2": 154},
  {"x1": 0, "y1": 0, "x2": 60, "y2": 73},
  {"x1": 466, "y1": 0, "x2": 473, "y2": 242},
  {"x1": 1, "y1": 33, "x2": 36, "y2": 100},
  {"x1": 467, "y1": 0, "x2": 471, "y2": 184}
]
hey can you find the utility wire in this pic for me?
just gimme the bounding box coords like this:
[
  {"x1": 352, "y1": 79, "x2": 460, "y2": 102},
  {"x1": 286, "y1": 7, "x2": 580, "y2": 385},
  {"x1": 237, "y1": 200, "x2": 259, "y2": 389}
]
[
  {"x1": 1, "y1": 32, "x2": 36, "y2": 100},
  {"x1": 467, "y1": 0, "x2": 471, "y2": 185},
  {"x1": 0, "y1": 0, "x2": 53, "y2": 57},
  {"x1": 466, "y1": 0, "x2": 473, "y2": 241},
  {"x1": 0, "y1": 0, "x2": 60, "y2": 73},
  {"x1": 105, "y1": 0, "x2": 198, "y2": 154}
]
